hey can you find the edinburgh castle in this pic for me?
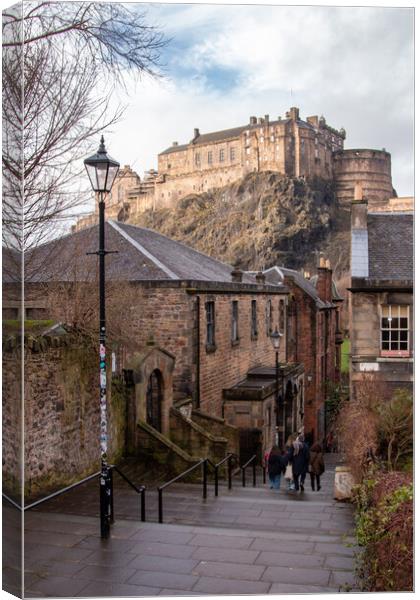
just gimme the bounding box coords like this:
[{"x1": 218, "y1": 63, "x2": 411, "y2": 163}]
[{"x1": 74, "y1": 106, "x2": 395, "y2": 231}]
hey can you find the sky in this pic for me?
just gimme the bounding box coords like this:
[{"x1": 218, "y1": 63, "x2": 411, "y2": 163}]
[{"x1": 100, "y1": 1, "x2": 414, "y2": 209}]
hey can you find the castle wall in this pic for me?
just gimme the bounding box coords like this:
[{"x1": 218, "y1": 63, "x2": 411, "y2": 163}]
[{"x1": 333, "y1": 149, "x2": 393, "y2": 206}]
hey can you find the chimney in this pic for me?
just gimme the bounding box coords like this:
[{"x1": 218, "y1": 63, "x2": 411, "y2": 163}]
[
  {"x1": 316, "y1": 255, "x2": 332, "y2": 303},
  {"x1": 255, "y1": 271, "x2": 266, "y2": 284},
  {"x1": 193, "y1": 128, "x2": 200, "y2": 140},
  {"x1": 249, "y1": 116, "x2": 257, "y2": 125},
  {"x1": 264, "y1": 114, "x2": 269, "y2": 123},
  {"x1": 306, "y1": 115, "x2": 319, "y2": 127},
  {"x1": 258, "y1": 117, "x2": 264, "y2": 124},
  {"x1": 351, "y1": 186, "x2": 369, "y2": 278},
  {"x1": 172, "y1": 141, "x2": 178, "y2": 147},
  {"x1": 289, "y1": 107, "x2": 300, "y2": 121},
  {"x1": 231, "y1": 268, "x2": 243, "y2": 283},
  {"x1": 351, "y1": 184, "x2": 368, "y2": 230}
]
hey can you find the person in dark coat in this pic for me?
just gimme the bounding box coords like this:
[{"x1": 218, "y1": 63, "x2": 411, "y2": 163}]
[
  {"x1": 267, "y1": 445, "x2": 286, "y2": 490},
  {"x1": 309, "y1": 442, "x2": 325, "y2": 491},
  {"x1": 287, "y1": 433, "x2": 309, "y2": 492}
]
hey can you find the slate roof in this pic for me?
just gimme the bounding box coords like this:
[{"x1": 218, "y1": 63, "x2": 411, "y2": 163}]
[
  {"x1": 20, "y1": 220, "x2": 285, "y2": 290},
  {"x1": 367, "y1": 212, "x2": 413, "y2": 281},
  {"x1": 259, "y1": 266, "x2": 339, "y2": 308}
]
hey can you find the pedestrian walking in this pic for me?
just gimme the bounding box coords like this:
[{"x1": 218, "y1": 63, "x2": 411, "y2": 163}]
[
  {"x1": 309, "y1": 442, "x2": 325, "y2": 491},
  {"x1": 267, "y1": 445, "x2": 285, "y2": 490},
  {"x1": 284, "y1": 434, "x2": 296, "y2": 490},
  {"x1": 287, "y1": 433, "x2": 309, "y2": 492}
]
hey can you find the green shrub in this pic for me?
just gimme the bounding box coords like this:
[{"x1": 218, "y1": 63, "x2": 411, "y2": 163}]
[{"x1": 353, "y1": 472, "x2": 413, "y2": 591}]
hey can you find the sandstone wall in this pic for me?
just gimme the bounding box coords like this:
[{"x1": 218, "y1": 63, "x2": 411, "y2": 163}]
[
  {"x1": 333, "y1": 149, "x2": 393, "y2": 206},
  {"x1": 2, "y1": 337, "x2": 127, "y2": 499}
]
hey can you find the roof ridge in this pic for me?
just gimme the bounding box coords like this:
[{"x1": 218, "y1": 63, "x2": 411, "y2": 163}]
[
  {"x1": 117, "y1": 220, "x2": 240, "y2": 275},
  {"x1": 107, "y1": 220, "x2": 179, "y2": 280}
]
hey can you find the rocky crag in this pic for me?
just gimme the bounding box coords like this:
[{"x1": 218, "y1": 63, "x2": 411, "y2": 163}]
[{"x1": 132, "y1": 171, "x2": 351, "y2": 282}]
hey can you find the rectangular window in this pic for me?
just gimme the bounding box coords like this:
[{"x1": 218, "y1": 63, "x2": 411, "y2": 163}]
[
  {"x1": 380, "y1": 305, "x2": 410, "y2": 355},
  {"x1": 279, "y1": 299, "x2": 285, "y2": 333},
  {"x1": 208, "y1": 151, "x2": 213, "y2": 165},
  {"x1": 219, "y1": 148, "x2": 225, "y2": 162},
  {"x1": 266, "y1": 299, "x2": 273, "y2": 336},
  {"x1": 230, "y1": 147, "x2": 236, "y2": 161},
  {"x1": 205, "y1": 301, "x2": 215, "y2": 348},
  {"x1": 231, "y1": 301, "x2": 239, "y2": 343},
  {"x1": 251, "y1": 299, "x2": 258, "y2": 338},
  {"x1": 195, "y1": 152, "x2": 201, "y2": 166}
]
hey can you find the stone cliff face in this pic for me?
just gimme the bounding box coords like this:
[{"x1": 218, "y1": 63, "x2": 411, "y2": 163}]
[{"x1": 131, "y1": 171, "x2": 350, "y2": 280}]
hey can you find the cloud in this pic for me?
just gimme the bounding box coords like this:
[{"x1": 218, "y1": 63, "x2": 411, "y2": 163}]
[{"x1": 105, "y1": 4, "x2": 413, "y2": 196}]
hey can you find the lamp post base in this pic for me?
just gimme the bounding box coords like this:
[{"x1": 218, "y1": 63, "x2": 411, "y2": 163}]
[{"x1": 100, "y1": 465, "x2": 112, "y2": 539}]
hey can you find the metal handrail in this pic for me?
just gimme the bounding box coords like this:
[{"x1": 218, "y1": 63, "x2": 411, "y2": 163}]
[
  {"x1": 24, "y1": 470, "x2": 101, "y2": 511},
  {"x1": 2, "y1": 493, "x2": 21, "y2": 510},
  {"x1": 111, "y1": 465, "x2": 146, "y2": 522},
  {"x1": 157, "y1": 459, "x2": 207, "y2": 523}
]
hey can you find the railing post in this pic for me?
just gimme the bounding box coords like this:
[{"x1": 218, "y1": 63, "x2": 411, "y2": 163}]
[
  {"x1": 215, "y1": 465, "x2": 219, "y2": 497},
  {"x1": 228, "y1": 455, "x2": 232, "y2": 490},
  {"x1": 252, "y1": 460, "x2": 256, "y2": 487},
  {"x1": 158, "y1": 488, "x2": 163, "y2": 523},
  {"x1": 242, "y1": 466, "x2": 246, "y2": 487},
  {"x1": 109, "y1": 467, "x2": 114, "y2": 524},
  {"x1": 202, "y1": 460, "x2": 207, "y2": 499},
  {"x1": 141, "y1": 487, "x2": 146, "y2": 522}
]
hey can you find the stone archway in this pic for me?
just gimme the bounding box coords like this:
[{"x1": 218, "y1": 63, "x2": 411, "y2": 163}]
[{"x1": 126, "y1": 346, "x2": 175, "y2": 436}]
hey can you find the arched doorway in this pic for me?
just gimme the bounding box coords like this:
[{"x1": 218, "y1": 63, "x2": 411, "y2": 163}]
[{"x1": 146, "y1": 369, "x2": 163, "y2": 432}]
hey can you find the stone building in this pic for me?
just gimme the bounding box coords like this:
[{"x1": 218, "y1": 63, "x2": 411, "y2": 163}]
[
  {"x1": 259, "y1": 262, "x2": 343, "y2": 445},
  {"x1": 349, "y1": 187, "x2": 413, "y2": 397},
  {"x1": 74, "y1": 106, "x2": 396, "y2": 232},
  {"x1": 4, "y1": 221, "x2": 309, "y2": 495}
]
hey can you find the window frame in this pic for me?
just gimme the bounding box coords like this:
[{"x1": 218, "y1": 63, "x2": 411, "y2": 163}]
[
  {"x1": 380, "y1": 304, "x2": 410, "y2": 357},
  {"x1": 231, "y1": 300, "x2": 239, "y2": 345},
  {"x1": 219, "y1": 148, "x2": 225, "y2": 162},
  {"x1": 251, "y1": 299, "x2": 258, "y2": 340},
  {"x1": 205, "y1": 300, "x2": 216, "y2": 352},
  {"x1": 207, "y1": 151, "x2": 213, "y2": 165}
]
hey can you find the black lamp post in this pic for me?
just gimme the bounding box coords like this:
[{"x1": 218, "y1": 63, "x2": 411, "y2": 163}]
[
  {"x1": 270, "y1": 327, "x2": 282, "y2": 446},
  {"x1": 84, "y1": 136, "x2": 120, "y2": 539}
]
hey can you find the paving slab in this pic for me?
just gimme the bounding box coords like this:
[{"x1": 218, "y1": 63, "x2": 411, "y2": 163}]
[
  {"x1": 262, "y1": 565, "x2": 332, "y2": 586},
  {"x1": 192, "y1": 575, "x2": 271, "y2": 595},
  {"x1": 126, "y1": 570, "x2": 199, "y2": 591},
  {"x1": 18, "y1": 453, "x2": 359, "y2": 596}
]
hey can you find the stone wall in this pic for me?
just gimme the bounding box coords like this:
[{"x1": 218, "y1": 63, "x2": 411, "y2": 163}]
[
  {"x1": 169, "y1": 407, "x2": 228, "y2": 463},
  {"x1": 197, "y1": 291, "x2": 287, "y2": 417},
  {"x1": 191, "y1": 409, "x2": 240, "y2": 456},
  {"x1": 333, "y1": 149, "x2": 393, "y2": 206},
  {"x1": 2, "y1": 335, "x2": 127, "y2": 500}
]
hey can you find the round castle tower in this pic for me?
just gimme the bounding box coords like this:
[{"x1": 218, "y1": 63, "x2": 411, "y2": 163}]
[{"x1": 333, "y1": 149, "x2": 393, "y2": 206}]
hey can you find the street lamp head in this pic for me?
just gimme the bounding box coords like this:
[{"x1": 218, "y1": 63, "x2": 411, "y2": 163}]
[
  {"x1": 270, "y1": 327, "x2": 282, "y2": 351},
  {"x1": 84, "y1": 135, "x2": 120, "y2": 193}
]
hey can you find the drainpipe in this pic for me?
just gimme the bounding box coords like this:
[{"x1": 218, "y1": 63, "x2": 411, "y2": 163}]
[{"x1": 195, "y1": 296, "x2": 200, "y2": 409}]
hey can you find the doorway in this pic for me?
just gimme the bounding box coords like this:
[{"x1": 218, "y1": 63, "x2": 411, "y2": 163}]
[{"x1": 146, "y1": 369, "x2": 163, "y2": 432}]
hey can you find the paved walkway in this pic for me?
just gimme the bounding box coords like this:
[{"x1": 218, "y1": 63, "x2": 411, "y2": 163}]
[{"x1": 14, "y1": 455, "x2": 360, "y2": 596}]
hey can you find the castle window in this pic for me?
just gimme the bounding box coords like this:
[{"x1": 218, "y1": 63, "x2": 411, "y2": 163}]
[
  {"x1": 205, "y1": 301, "x2": 216, "y2": 350},
  {"x1": 195, "y1": 152, "x2": 201, "y2": 166},
  {"x1": 231, "y1": 301, "x2": 239, "y2": 344},
  {"x1": 251, "y1": 300, "x2": 258, "y2": 339},
  {"x1": 219, "y1": 149, "x2": 225, "y2": 162},
  {"x1": 208, "y1": 151, "x2": 213, "y2": 165},
  {"x1": 380, "y1": 305, "x2": 410, "y2": 356},
  {"x1": 246, "y1": 148, "x2": 251, "y2": 155},
  {"x1": 260, "y1": 136, "x2": 264, "y2": 143},
  {"x1": 230, "y1": 147, "x2": 236, "y2": 161}
]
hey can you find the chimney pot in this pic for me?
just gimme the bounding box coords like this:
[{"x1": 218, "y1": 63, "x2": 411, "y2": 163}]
[
  {"x1": 231, "y1": 268, "x2": 243, "y2": 283},
  {"x1": 193, "y1": 128, "x2": 199, "y2": 138},
  {"x1": 255, "y1": 271, "x2": 266, "y2": 284},
  {"x1": 172, "y1": 141, "x2": 178, "y2": 147}
]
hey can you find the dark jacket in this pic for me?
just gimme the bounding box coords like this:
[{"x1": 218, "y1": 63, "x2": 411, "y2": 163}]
[
  {"x1": 309, "y1": 448, "x2": 325, "y2": 476},
  {"x1": 287, "y1": 443, "x2": 310, "y2": 477},
  {"x1": 268, "y1": 453, "x2": 286, "y2": 477}
]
